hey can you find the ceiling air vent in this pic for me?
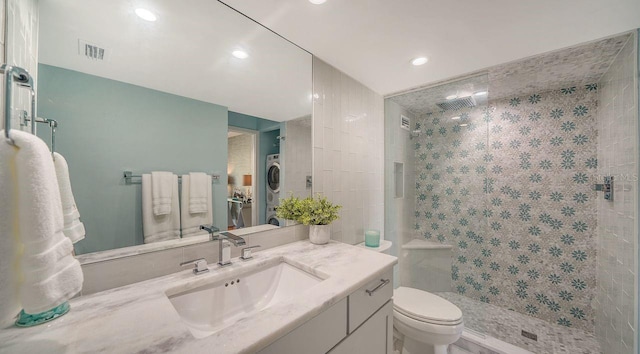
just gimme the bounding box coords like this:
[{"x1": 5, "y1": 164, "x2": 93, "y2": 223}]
[
  {"x1": 78, "y1": 39, "x2": 107, "y2": 61},
  {"x1": 400, "y1": 115, "x2": 410, "y2": 131},
  {"x1": 436, "y1": 96, "x2": 477, "y2": 111}
]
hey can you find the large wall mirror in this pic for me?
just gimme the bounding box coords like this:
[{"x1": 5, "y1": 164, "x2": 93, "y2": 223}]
[{"x1": 35, "y1": 0, "x2": 312, "y2": 256}]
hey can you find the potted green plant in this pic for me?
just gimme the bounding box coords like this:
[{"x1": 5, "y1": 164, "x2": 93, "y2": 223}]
[
  {"x1": 276, "y1": 194, "x2": 304, "y2": 226},
  {"x1": 275, "y1": 194, "x2": 341, "y2": 244}
]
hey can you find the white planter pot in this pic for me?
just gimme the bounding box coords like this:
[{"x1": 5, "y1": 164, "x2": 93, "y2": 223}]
[
  {"x1": 284, "y1": 219, "x2": 299, "y2": 227},
  {"x1": 309, "y1": 224, "x2": 331, "y2": 245}
]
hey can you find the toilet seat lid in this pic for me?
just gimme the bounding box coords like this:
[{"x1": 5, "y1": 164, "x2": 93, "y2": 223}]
[{"x1": 393, "y1": 287, "x2": 463, "y2": 325}]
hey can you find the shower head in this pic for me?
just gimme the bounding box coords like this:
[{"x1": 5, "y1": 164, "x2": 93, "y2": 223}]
[
  {"x1": 436, "y1": 95, "x2": 477, "y2": 111},
  {"x1": 409, "y1": 129, "x2": 421, "y2": 140}
]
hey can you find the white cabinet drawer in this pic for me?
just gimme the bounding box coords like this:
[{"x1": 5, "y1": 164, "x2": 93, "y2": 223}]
[
  {"x1": 329, "y1": 300, "x2": 393, "y2": 354},
  {"x1": 258, "y1": 297, "x2": 347, "y2": 354},
  {"x1": 348, "y1": 268, "x2": 393, "y2": 333}
]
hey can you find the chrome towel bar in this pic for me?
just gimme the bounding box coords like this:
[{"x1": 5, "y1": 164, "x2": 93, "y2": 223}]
[
  {"x1": 1, "y1": 64, "x2": 36, "y2": 145},
  {"x1": 123, "y1": 171, "x2": 221, "y2": 185},
  {"x1": 22, "y1": 115, "x2": 58, "y2": 157}
]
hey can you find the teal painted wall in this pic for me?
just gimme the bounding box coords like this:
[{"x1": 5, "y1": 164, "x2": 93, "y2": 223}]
[
  {"x1": 228, "y1": 111, "x2": 281, "y2": 224},
  {"x1": 228, "y1": 111, "x2": 280, "y2": 132},
  {"x1": 37, "y1": 64, "x2": 228, "y2": 254}
]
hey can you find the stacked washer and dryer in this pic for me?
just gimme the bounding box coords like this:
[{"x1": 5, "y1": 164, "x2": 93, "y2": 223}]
[{"x1": 265, "y1": 154, "x2": 280, "y2": 226}]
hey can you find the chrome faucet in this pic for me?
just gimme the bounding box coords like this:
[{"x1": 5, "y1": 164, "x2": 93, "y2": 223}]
[
  {"x1": 220, "y1": 231, "x2": 247, "y2": 247},
  {"x1": 200, "y1": 225, "x2": 220, "y2": 240},
  {"x1": 199, "y1": 226, "x2": 246, "y2": 267}
]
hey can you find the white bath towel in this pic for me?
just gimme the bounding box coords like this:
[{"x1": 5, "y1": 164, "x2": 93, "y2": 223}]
[
  {"x1": 189, "y1": 172, "x2": 209, "y2": 214},
  {"x1": 142, "y1": 174, "x2": 180, "y2": 243},
  {"x1": 1, "y1": 130, "x2": 83, "y2": 315},
  {"x1": 53, "y1": 152, "x2": 85, "y2": 244},
  {"x1": 180, "y1": 174, "x2": 213, "y2": 237},
  {"x1": 151, "y1": 171, "x2": 174, "y2": 216},
  {"x1": 0, "y1": 131, "x2": 21, "y2": 326}
]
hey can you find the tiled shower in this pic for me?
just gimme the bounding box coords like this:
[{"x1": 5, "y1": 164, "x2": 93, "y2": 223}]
[{"x1": 385, "y1": 31, "x2": 638, "y2": 353}]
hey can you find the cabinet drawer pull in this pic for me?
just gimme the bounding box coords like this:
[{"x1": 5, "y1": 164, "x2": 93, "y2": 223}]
[{"x1": 365, "y1": 278, "x2": 390, "y2": 296}]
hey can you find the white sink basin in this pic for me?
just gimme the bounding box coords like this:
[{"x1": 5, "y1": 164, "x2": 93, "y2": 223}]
[{"x1": 167, "y1": 260, "x2": 322, "y2": 338}]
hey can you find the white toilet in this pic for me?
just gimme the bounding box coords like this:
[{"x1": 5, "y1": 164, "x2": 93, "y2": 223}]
[
  {"x1": 358, "y1": 238, "x2": 463, "y2": 354},
  {"x1": 393, "y1": 286, "x2": 463, "y2": 354},
  {"x1": 394, "y1": 239, "x2": 464, "y2": 354}
]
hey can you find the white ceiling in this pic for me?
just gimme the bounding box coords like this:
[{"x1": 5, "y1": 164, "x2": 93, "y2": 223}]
[
  {"x1": 38, "y1": 0, "x2": 312, "y2": 122},
  {"x1": 222, "y1": 0, "x2": 640, "y2": 96},
  {"x1": 390, "y1": 33, "x2": 631, "y2": 115}
]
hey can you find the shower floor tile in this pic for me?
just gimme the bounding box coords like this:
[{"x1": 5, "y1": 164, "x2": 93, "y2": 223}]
[{"x1": 437, "y1": 292, "x2": 602, "y2": 354}]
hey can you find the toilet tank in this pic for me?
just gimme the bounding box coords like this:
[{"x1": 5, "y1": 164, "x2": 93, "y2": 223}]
[{"x1": 399, "y1": 239, "x2": 452, "y2": 292}]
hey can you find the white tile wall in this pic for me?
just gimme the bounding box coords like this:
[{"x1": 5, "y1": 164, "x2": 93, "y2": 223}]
[
  {"x1": 595, "y1": 32, "x2": 638, "y2": 354},
  {"x1": 0, "y1": 0, "x2": 14, "y2": 330},
  {"x1": 0, "y1": 0, "x2": 6, "y2": 131},
  {"x1": 312, "y1": 57, "x2": 385, "y2": 245},
  {"x1": 0, "y1": 0, "x2": 39, "y2": 328},
  {"x1": 283, "y1": 116, "x2": 312, "y2": 198},
  {"x1": 2, "y1": 0, "x2": 38, "y2": 133}
]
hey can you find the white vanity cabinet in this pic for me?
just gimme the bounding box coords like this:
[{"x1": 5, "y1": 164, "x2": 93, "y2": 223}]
[{"x1": 258, "y1": 268, "x2": 394, "y2": 354}]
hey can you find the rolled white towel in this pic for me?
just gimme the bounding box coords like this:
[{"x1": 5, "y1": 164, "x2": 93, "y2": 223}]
[
  {"x1": 53, "y1": 152, "x2": 85, "y2": 243},
  {"x1": 0, "y1": 131, "x2": 21, "y2": 326},
  {"x1": 189, "y1": 172, "x2": 209, "y2": 214},
  {"x1": 142, "y1": 174, "x2": 180, "y2": 243},
  {"x1": 7, "y1": 130, "x2": 83, "y2": 314},
  {"x1": 180, "y1": 175, "x2": 213, "y2": 237},
  {"x1": 151, "y1": 171, "x2": 174, "y2": 216}
]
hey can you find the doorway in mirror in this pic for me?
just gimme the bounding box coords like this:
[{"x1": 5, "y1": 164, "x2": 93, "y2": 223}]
[{"x1": 227, "y1": 127, "x2": 258, "y2": 229}]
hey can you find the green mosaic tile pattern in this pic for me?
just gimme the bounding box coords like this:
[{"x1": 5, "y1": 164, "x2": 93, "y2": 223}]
[{"x1": 414, "y1": 85, "x2": 597, "y2": 332}]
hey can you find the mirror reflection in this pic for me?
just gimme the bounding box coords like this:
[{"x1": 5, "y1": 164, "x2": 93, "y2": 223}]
[{"x1": 36, "y1": 0, "x2": 313, "y2": 255}]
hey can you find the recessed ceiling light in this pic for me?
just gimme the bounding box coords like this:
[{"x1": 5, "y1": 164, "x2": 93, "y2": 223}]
[
  {"x1": 474, "y1": 91, "x2": 488, "y2": 96},
  {"x1": 232, "y1": 50, "x2": 249, "y2": 59},
  {"x1": 411, "y1": 57, "x2": 428, "y2": 66},
  {"x1": 309, "y1": 0, "x2": 327, "y2": 4},
  {"x1": 135, "y1": 8, "x2": 157, "y2": 22},
  {"x1": 451, "y1": 116, "x2": 461, "y2": 120},
  {"x1": 446, "y1": 94, "x2": 458, "y2": 100},
  {"x1": 459, "y1": 123, "x2": 468, "y2": 127}
]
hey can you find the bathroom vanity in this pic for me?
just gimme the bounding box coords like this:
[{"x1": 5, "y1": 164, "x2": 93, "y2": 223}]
[
  {"x1": 0, "y1": 241, "x2": 396, "y2": 354},
  {"x1": 259, "y1": 268, "x2": 394, "y2": 354}
]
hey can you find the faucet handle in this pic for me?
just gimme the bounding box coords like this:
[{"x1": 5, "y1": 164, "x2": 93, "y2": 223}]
[
  {"x1": 200, "y1": 224, "x2": 220, "y2": 234},
  {"x1": 180, "y1": 258, "x2": 209, "y2": 275},
  {"x1": 240, "y1": 245, "x2": 261, "y2": 260}
]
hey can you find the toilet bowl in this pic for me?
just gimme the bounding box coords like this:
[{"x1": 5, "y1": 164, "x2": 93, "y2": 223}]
[{"x1": 393, "y1": 286, "x2": 463, "y2": 354}]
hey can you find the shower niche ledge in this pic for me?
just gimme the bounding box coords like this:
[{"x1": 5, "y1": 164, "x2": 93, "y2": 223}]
[{"x1": 403, "y1": 239, "x2": 452, "y2": 250}]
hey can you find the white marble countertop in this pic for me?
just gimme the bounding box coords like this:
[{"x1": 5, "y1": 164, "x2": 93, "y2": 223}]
[{"x1": 0, "y1": 240, "x2": 397, "y2": 354}]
